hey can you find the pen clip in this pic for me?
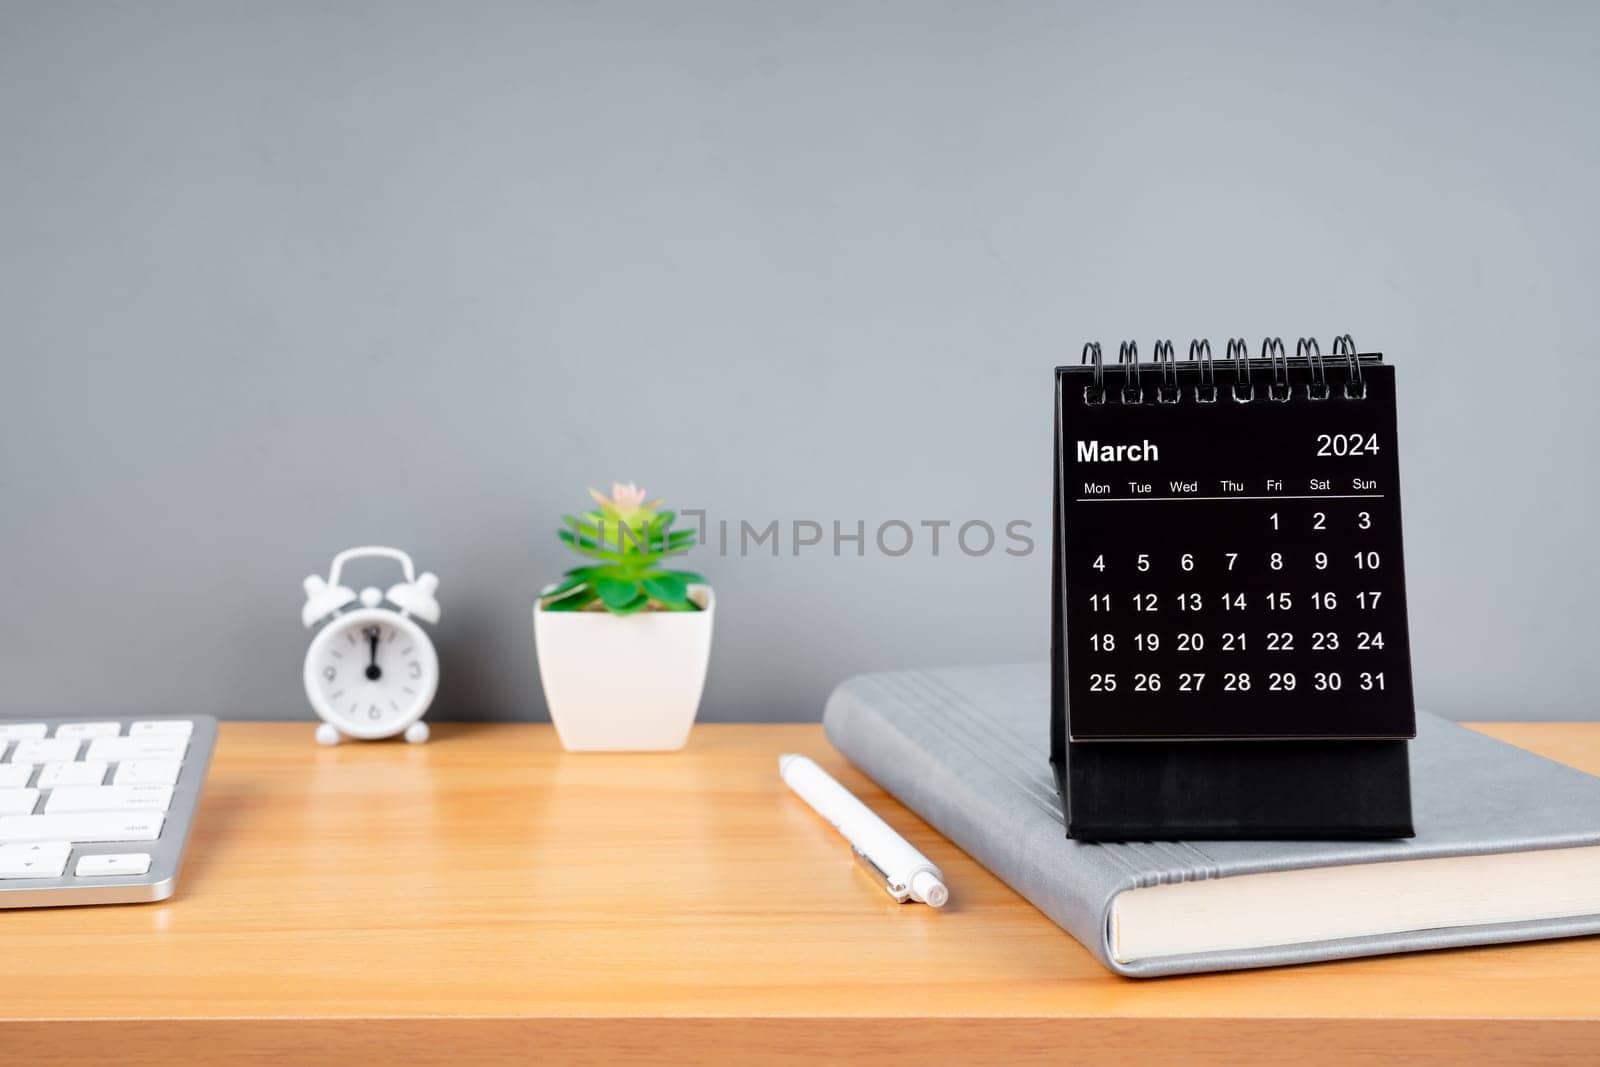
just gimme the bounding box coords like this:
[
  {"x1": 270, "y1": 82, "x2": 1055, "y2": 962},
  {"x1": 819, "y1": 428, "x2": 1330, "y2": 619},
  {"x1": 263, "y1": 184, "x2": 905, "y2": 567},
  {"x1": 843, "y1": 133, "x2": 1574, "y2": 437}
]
[{"x1": 852, "y1": 845, "x2": 911, "y2": 904}]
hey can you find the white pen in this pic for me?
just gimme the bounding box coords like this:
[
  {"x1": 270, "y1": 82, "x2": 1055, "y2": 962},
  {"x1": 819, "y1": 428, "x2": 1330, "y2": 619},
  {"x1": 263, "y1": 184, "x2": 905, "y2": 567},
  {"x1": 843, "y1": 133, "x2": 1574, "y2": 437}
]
[{"x1": 779, "y1": 753, "x2": 948, "y2": 908}]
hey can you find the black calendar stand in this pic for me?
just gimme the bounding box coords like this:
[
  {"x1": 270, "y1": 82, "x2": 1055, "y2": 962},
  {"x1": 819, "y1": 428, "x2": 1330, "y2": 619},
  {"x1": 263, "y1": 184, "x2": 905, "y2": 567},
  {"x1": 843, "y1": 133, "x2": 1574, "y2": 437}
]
[{"x1": 1051, "y1": 339, "x2": 1416, "y2": 840}]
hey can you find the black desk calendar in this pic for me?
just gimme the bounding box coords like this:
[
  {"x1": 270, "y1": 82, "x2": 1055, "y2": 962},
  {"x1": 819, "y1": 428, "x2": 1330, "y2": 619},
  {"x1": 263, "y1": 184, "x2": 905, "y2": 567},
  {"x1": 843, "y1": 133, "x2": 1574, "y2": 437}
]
[{"x1": 1051, "y1": 337, "x2": 1416, "y2": 840}]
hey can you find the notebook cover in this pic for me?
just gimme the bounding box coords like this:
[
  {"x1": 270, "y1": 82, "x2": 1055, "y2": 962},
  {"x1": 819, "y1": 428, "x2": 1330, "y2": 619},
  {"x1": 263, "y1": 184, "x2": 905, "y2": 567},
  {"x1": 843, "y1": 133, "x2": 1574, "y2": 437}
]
[{"x1": 823, "y1": 663, "x2": 1600, "y2": 977}]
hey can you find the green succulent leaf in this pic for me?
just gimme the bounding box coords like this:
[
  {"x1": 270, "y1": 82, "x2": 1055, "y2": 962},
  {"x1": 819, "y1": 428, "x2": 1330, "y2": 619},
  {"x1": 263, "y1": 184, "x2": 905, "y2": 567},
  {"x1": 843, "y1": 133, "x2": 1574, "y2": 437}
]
[
  {"x1": 558, "y1": 528, "x2": 624, "y2": 561},
  {"x1": 595, "y1": 577, "x2": 642, "y2": 610},
  {"x1": 557, "y1": 527, "x2": 595, "y2": 549},
  {"x1": 606, "y1": 592, "x2": 652, "y2": 615},
  {"x1": 542, "y1": 587, "x2": 597, "y2": 611},
  {"x1": 615, "y1": 521, "x2": 657, "y2": 554},
  {"x1": 641, "y1": 573, "x2": 688, "y2": 604},
  {"x1": 541, "y1": 574, "x2": 588, "y2": 600}
]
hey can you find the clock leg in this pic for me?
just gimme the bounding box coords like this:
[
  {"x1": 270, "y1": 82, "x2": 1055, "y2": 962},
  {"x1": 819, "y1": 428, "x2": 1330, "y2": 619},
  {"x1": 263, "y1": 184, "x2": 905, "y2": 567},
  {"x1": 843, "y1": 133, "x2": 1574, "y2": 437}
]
[
  {"x1": 315, "y1": 723, "x2": 342, "y2": 746},
  {"x1": 404, "y1": 721, "x2": 430, "y2": 744}
]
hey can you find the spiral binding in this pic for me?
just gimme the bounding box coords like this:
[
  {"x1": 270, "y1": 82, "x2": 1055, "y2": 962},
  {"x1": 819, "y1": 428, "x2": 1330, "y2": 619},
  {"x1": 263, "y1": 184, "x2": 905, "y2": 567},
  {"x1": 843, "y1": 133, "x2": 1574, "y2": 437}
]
[
  {"x1": 1189, "y1": 339, "x2": 1216, "y2": 403},
  {"x1": 1080, "y1": 342, "x2": 1105, "y2": 405},
  {"x1": 1077, "y1": 335, "x2": 1370, "y2": 405},
  {"x1": 1333, "y1": 334, "x2": 1364, "y2": 398},
  {"x1": 1118, "y1": 341, "x2": 1142, "y2": 404},
  {"x1": 1227, "y1": 338, "x2": 1252, "y2": 403},
  {"x1": 1266, "y1": 338, "x2": 1290, "y2": 402},
  {"x1": 1153, "y1": 340, "x2": 1179, "y2": 404}
]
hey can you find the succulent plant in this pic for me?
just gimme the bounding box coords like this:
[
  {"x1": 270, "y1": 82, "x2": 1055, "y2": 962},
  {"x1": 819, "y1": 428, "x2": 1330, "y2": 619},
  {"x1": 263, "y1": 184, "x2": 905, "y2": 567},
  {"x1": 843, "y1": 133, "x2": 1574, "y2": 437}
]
[{"x1": 542, "y1": 483, "x2": 705, "y2": 614}]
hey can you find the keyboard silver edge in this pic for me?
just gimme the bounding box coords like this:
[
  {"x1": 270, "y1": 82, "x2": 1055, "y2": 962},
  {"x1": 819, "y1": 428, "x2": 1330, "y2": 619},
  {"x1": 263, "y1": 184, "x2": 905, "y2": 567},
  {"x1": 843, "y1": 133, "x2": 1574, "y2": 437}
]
[
  {"x1": 0, "y1": 715, "x2": 217, "y2": 909},
  {"x1": 0, "y1": 872, "x2": 176, "y2": 908}
]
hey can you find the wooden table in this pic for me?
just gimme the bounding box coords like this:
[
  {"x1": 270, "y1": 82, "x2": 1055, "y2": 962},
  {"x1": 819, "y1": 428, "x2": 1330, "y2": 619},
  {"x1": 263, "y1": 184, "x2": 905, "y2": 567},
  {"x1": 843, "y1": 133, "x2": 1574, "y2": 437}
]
[{"x1": 5, "y1": 722, "x2": 1600, "y2": 1065}]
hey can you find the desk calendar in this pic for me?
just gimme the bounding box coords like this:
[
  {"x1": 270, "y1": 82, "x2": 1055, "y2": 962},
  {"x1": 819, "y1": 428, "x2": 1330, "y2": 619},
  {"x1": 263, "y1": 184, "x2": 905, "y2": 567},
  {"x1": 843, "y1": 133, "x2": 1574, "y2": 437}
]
[{"x1": 1051, "y1": 338, "x2": 1416, "y2": 840}]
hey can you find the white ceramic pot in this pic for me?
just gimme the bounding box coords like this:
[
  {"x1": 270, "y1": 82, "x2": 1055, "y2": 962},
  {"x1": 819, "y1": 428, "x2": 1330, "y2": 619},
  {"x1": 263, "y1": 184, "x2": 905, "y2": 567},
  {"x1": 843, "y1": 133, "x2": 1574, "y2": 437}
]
[{"x1": 533, "y1": 585, "x2": 714, "y2": 752}]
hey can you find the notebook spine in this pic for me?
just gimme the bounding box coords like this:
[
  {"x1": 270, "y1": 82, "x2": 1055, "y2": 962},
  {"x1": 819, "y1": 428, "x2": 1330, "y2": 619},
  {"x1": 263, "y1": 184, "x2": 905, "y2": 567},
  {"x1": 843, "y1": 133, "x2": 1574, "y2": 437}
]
[{"x1": 1078, "y1": 335, "x2": 1370, "y2": 406}]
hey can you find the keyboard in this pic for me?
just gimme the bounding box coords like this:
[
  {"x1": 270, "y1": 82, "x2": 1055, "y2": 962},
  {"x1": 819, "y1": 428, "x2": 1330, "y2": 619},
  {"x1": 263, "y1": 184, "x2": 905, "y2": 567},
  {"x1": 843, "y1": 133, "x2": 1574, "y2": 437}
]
[{"x1": 0, "y1": 716, "x2": 216, "y2": 907}]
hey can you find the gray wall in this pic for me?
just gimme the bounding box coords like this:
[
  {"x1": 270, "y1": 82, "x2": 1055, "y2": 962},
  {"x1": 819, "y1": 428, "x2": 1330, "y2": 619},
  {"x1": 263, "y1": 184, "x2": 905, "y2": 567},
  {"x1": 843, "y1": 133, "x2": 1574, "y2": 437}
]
[{"x1": 2, "y1": 1, "x2": 1597, "y2": 724}]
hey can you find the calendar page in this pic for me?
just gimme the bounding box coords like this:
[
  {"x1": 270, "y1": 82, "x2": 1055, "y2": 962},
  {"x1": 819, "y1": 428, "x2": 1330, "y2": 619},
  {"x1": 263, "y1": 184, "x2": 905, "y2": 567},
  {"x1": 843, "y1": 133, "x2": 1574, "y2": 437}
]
[{"x1": 1055, "y1": 352, "x2": 1416, "y2": 741}]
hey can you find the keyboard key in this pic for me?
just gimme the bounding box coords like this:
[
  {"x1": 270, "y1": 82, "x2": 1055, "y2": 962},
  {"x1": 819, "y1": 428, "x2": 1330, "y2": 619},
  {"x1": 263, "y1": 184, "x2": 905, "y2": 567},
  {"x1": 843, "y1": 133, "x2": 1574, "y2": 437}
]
[
  {"x1": 53, "y1": 722, "x2": 122, "y2": 739},
  {"x1": 44, "y1": 785, "x2": 172, "y2": 814},
  {"x1": 0, "y1": 812, "x2": 164, "y2": 844},
  {"x1": 112, "y1": 760, "x2": 182, "y2": 786},
  {"x1": 0, "y1": 724, "x2": 48, "y2": 742},
  {"x1": 130, "y1": 720, "x2": 194, "y2": 738},
  {"x1": 37, "y1": 761, "x2": 107, "y2": 788},
  {"x1": 10, "y1": 738, "x2": 81, "y2": 764},
  {"x1": 0, "y1": 789, "x2": 39, "y2": 816},
  {"x1": 85, "y1": 737, "x2": 188, "y2": 762},
  {"x1": 75, "y1": 852, "x2": 152, "y2": 877},
  {"x1": 0, "y1": 842, "x2": 71, "y2": 878},
  {"x1": 0, "y1": 764, "x2": 33, "y2": 788}
]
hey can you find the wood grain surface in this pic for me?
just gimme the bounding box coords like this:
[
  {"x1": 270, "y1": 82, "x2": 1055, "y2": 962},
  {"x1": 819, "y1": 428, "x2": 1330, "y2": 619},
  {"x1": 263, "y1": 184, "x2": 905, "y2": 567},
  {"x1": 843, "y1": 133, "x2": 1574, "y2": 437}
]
[{"x1": 4, "y1": 721, "x2": 1599, "y2": 1065}]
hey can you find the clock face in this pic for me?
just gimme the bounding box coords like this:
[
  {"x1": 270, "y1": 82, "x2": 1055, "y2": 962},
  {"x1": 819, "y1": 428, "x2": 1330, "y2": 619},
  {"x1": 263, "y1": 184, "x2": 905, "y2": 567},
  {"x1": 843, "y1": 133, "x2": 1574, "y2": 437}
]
[{"x1": 303, "y1": 608, "x2": 438, "y2": 739}]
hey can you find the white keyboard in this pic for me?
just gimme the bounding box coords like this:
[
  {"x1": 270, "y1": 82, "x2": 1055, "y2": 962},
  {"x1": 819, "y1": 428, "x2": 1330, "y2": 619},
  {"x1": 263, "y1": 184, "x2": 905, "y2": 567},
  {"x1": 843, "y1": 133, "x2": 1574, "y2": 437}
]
[{"x1": 0, "y1": 716, "x2": 216, "y2": 907}]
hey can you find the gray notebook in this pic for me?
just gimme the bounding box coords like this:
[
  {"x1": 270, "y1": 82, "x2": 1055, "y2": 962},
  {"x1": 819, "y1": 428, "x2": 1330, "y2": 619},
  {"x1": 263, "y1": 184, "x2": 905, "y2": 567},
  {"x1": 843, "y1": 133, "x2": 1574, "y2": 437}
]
[{"x1": 824, "y1": 663, "x2": 1600, "y2": 977}]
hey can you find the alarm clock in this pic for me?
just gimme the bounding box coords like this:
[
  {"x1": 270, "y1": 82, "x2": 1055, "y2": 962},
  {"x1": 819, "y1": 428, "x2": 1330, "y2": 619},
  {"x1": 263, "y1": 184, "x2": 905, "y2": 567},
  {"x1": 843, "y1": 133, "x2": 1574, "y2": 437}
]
[{"x1": 300, "y1": 546, "x2": 441, "y2": 746}]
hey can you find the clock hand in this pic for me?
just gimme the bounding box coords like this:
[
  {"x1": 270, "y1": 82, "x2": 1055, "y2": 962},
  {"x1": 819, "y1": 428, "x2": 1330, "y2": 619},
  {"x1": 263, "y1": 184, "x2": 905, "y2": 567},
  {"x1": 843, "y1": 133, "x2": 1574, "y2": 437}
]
[{"x1": 364, "y1": 626, "x2": 382, "y2": 681}]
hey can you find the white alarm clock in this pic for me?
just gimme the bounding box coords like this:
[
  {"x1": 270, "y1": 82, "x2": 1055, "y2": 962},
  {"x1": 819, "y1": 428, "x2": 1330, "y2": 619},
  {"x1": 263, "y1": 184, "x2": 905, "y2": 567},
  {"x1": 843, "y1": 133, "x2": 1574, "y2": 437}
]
[{"x1": 300, "y1": 546, "x2": 440, "y2": 746}]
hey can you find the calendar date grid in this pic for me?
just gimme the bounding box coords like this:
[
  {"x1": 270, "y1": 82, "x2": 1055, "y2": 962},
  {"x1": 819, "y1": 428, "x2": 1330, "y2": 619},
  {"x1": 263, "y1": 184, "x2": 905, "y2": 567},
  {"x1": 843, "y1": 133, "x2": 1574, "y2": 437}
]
[{"x1": 1063, "y1": 497, "x2": 1412, "y2": 738}]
